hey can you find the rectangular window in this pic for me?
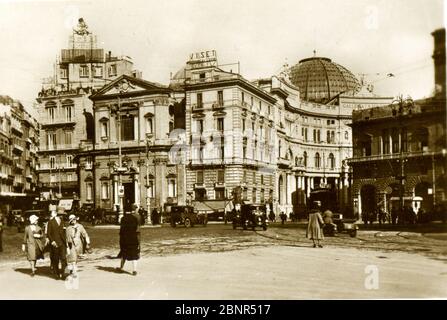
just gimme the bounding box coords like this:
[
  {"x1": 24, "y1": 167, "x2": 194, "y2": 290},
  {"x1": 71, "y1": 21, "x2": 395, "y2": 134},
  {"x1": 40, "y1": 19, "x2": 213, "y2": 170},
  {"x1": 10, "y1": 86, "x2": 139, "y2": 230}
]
[
  {"x1": 64, "y1": 131, "x2": 72, "y2": 146},
  {"x1": 241, "y1": 92, "x2": 245, "y2": 103},
  {"x1": 168, "y1": 179, "x2": 177, "y2": 197},
  {"x1": 253, "y1": 172, "x2": 256, "y2": 184},
  {"x1": 60, "y1": 68, "x2": 68, "y2": 79},
  {"x1": 382, "y1": 129, "x2": 390, "y2": 154},
  {"x1": 66, "y1": 174, "x2": 72, "y2": 182},
  {"x1": 217, "y1": 170, "x2": 225, "y2": 183},
  {"x1": 217, "y1": 118, "x2": 224, "y2": 132},
  {"x1": 145, "y1": 118, "x2": 153, "y2": 134},
  {"x1": 197, "y1": 93, "x2": 203, "y2": 108},
  {"x1": 402, "y1": 127, "x2": 408, "y2": 152},
  {"x1": 392, "y1": 128, "x2": 400, "y2": 153},
  {"x1": 80, "y1": 65, "x2": 89, "y2": 78},
  {"x1": 243, "y1": 146, "x2": 247, "y2": 159},
  {"x1": 101, "y1": 121, "x2": 108, "y2": 137},
  {"x1": 49, "y1": 156, "x2": 56, "y2": 169},
  {"x1": 94, "y1": 66, "x2": 103, "y2": 78},
  {"x1": 66, "y1": 155, "x2": 73, "y2": 168},
  {"x1": 101, "y1": 182, "x2": 109, "y2": 199},
  {"x1": 217, "y1": 91, "x2": 224, "y2": 106},
  {"x1": 261, "y1": 175, "x2": 264, "y2": 185},
  {"x1": 121, "y1": 115, "x2": 135, "y2": 141},
  {"x1": 108, "y1": 64, "x2": 117, "y2": 77},
  {"x1": 196, "y1": 171, "x2": 204, "y2": 184},
  {"x1": 243, "y1": 171, "x2": 247, "y2": 183},
  {"x1": 48, "y1": 108, "x2": 55, "y2": 121},
  {"x1": 86, "y1": 182, "x2": 93, "y2": 201},
  {"x1": 250, "y1": 96, "x2": 254, "y2": 106},
  {"x1": 260, "y1": 189, "x2": 265, "y2": 204},
  {"x1": 47, "y1": 132, "x2": 56, "y2": 150},
  {"x1": 50, "y1": 174, "x2": 56, "y2": 183},
  {"x1": 252, "y1": 188, "x2": 257, "y2": 203},
  {"x1": 215, "y1": 189, "x2": 225, "y2": 200},
  {"x1": 242, "y1": 118, "x2": 246, "y2": 132}
]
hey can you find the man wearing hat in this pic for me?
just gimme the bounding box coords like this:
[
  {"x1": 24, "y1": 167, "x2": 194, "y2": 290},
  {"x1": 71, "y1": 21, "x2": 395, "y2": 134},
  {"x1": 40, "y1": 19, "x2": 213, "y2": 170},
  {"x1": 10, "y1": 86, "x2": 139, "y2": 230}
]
[{"x1": 46, "y1": 206, "x2": 68, "y2": 279}]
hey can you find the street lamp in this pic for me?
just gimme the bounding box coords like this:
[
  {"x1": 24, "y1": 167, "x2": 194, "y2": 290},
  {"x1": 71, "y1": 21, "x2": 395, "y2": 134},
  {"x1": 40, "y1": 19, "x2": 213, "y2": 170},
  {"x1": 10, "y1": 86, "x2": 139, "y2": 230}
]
[
  {"x1": 391, "y1": 95, "x2": 414, "y2": 221},
  {"x1": 111, "y1": 79, "x2": 133, "y2": 219}
]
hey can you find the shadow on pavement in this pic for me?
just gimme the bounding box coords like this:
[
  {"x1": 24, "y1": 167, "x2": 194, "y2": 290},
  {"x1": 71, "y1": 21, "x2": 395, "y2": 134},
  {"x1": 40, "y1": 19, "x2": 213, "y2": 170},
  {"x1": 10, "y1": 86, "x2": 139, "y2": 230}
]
[
  {"x1": 95, "y1": 265, "x2": 131, "y2": 275},
  {"x1": 14, "y1": 266, "x2": 57, "y2": 280}
]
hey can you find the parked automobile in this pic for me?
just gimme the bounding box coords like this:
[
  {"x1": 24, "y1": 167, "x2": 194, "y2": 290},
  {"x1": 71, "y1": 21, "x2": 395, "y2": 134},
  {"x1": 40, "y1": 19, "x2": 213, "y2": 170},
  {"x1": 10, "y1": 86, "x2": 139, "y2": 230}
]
[
  {"x1": 169, "y1": 205, "x2": 207, "y2": 228},
  {"x1": 232, "y1": 204, "x2": 268, "y2": 231}
]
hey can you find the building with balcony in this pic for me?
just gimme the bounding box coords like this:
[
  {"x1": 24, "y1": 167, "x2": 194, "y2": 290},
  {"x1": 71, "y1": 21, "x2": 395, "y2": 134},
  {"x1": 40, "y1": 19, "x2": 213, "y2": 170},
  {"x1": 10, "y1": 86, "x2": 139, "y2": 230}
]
[
  {"x1": 35, "y1": 18, "x2": 140, "y2": 200},
  {"x1": 348, "y1": 28, "x2": 447, "y2": 218},
  {"x1": 76, "y1": 75, "x2": 185, "y2": 214},
  {"x1": 0, "y1": 95, "x2": 39, "y2": 213},
  {"x1": 170, "y1": 52, "x2": 392, "y2": 217}
]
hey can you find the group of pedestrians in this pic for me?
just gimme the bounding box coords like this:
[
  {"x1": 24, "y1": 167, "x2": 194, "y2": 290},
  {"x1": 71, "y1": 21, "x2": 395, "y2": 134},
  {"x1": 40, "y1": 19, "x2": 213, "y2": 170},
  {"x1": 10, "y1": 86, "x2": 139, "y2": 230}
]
[
  {"x1": 21, "y1": 207, "x2": 91, "y2": 279},
  {"x1": 20, "y1": 204, "x2": 142, "y2": 278}
]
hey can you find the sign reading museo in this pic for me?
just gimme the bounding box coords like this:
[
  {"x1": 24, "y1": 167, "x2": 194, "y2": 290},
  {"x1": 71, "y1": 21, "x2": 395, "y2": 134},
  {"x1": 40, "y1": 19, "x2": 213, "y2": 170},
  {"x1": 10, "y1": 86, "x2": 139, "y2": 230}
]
[{"x1": 188, "y1": 50, "x2": 218, "y2": 69}]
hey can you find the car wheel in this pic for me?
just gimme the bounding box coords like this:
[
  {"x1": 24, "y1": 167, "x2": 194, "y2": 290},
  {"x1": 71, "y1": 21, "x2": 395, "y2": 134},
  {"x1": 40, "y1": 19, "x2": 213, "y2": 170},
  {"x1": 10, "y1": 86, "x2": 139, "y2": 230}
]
[
  {"x1": 263, "y1": 225, "x2": 267, "y2": 231},
  {"x1": 350, "y1": 230, "x2": 357, "y2": 237},
  {"x1": 184, "y1": 218, "x2": 192, "y2": 228}
]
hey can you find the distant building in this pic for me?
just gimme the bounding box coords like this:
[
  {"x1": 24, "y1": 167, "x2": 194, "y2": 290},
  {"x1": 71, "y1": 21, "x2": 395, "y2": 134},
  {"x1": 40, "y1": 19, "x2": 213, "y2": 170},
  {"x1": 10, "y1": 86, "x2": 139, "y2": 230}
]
[
  {"x1": 0, "y1": 96, "x2": 39, "y2": 212},
  {"x1": 348, "y1": 28, "x2": 447, "y2": 218},
  {"x1": 35, "y1": 18, "x2": 140, "y2": 201}
]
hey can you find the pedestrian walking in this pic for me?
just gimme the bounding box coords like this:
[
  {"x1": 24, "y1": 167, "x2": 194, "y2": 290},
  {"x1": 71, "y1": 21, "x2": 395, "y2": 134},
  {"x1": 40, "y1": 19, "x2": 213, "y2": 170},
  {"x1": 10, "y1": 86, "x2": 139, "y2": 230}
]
[
  {"x1": 46, "y1": 207, "x2": 68, "y2": 280},
  {"x1": 117, "y1": 203, "x2": 140, "y2": 276},
  {"x1": 22, "y1": 215, "x2": 45, "y2": 277},
  {"x1": 66, "y1": 214, "x2": 90, "y2": 277},
  {"x1": 306, "y1": 201, "x2": 324, "y2": 248}
]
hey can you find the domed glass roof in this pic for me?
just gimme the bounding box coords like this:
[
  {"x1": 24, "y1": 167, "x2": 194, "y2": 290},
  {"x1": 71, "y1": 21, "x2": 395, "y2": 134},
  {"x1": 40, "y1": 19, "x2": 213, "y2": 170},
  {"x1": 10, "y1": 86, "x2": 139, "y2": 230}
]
[{"x1": 289, "y1": 57, "x2": 361, "y2": 103}]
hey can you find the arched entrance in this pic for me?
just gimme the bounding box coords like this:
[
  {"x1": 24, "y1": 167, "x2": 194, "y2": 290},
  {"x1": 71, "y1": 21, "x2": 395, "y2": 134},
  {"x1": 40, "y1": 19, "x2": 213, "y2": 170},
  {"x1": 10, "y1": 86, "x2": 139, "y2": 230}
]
[
  {"x1": 360, "y1": 185, "x2": 377, "y2": 216},
  {"x1": 415, "y1": 182, "x2": 433, "y2": 212}
]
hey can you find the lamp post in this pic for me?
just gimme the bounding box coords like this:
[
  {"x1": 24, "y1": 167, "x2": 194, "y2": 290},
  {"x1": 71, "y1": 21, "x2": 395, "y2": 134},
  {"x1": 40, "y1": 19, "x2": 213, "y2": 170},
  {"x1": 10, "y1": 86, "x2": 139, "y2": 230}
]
[
  {"x1": 391, "y1": 95, "x2": 414, "y2": 221},
  {"x1": 112, "y1": 79, "x2": 132, "y2": 219}
]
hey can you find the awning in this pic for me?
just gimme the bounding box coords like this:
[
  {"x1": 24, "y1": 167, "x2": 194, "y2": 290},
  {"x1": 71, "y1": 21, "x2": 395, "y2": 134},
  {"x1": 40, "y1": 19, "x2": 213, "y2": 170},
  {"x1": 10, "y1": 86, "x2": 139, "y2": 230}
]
[
  {"x1": 193, "y1": 200, "x2": 227, "y2": 213},
  {"x1": 0, "y1": 192, "x2": 27, "y2": 197}
]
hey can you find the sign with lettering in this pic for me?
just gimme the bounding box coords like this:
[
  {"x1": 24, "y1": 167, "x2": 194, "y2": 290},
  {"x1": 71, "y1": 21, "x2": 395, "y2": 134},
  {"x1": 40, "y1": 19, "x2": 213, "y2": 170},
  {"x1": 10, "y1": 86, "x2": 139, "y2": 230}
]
[{"x1": 188, "y1": 50, "x2": 218, "y2": 69}]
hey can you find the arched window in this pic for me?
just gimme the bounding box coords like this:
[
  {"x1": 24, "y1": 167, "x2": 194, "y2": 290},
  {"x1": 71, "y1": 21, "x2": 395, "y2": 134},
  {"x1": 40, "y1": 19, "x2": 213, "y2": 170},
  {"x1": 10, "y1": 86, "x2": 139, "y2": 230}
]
[
  {"x1": 328, "y1": 153, "x2": 335, "y2": 169},
  {"x1": 315, "y1": 152, "x2": 321, "y2": 168},
  {"x1": 303, "y1": 151, "x2": 307, "y2": 167}
]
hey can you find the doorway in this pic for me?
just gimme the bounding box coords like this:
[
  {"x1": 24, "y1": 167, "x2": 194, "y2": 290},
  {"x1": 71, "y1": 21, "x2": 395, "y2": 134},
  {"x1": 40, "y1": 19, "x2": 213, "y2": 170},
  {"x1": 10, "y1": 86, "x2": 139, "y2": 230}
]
[{"x1": 123, "y1": 182, "x2": 135, "y2": 213}]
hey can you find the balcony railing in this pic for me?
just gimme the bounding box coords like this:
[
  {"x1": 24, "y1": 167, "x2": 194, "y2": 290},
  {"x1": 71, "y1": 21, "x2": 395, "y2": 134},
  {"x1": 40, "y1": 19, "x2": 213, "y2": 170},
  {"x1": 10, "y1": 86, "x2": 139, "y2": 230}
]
[
  {"x1": 37, "y1": 164, "x2": 78, "y2": 171},
  {"x1": 12, "y1": 144, "x2": 24, "y2": 153},
  {"x1": 348, "y1": 149, "x2": 440, "y2": 163},
  {"x1": 41, "y1": 118, "x2": 76, "y2": 126},
  {"x1": 39, "y1": 144, "x2": 77, "y2": 151}
]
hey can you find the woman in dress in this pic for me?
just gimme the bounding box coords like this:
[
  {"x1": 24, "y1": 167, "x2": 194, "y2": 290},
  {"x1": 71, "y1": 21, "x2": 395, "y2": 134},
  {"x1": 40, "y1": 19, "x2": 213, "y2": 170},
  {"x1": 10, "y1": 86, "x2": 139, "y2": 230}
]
[
  {"x1": 306, "y1": 201, "x2": 324, "y2": 248},
  {"x1": 117, "y1": 204, "x2": 140, "y2": 275},
  {"x1": 22, "y1": 215, "x2": 45, "y2": 276},
  {"x1": 66, "y1": 214, "x2": 90, "y2": 277}
]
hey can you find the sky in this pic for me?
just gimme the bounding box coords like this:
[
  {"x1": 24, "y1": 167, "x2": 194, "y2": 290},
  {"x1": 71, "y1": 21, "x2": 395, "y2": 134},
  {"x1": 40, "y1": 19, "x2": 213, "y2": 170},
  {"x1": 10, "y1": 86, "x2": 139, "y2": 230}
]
[{"x1": 0, "y1": 0, "x2": 445, "y2": 116}]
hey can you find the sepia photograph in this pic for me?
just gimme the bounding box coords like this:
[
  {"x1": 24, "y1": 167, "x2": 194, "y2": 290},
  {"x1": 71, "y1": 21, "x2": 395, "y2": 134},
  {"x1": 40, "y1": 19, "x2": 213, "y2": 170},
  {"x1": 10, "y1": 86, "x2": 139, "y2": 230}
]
[{"x1": 0, "y1": 0, "x2": 446, "y2": 306}]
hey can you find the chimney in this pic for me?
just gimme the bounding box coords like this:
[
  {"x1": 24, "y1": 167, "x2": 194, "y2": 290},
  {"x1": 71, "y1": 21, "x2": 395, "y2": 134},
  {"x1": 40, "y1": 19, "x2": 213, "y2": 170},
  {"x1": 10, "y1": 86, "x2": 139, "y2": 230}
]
[{"x1": 431, "y1": 28, "x2": 446, "y2": 98}]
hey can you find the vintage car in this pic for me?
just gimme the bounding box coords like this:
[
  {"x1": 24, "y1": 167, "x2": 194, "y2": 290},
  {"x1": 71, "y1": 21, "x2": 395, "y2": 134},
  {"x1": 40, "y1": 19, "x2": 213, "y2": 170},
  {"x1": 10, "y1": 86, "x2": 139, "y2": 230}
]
[
  {"x1": 322, "y1": 211, "x2": 358, "y2": 237},
  {"x1": 168, "y1": 205, "x2": 207, "y2": 228},
  {"x1": 232, "y1": 204, "x2": 268, "y2": 231}
]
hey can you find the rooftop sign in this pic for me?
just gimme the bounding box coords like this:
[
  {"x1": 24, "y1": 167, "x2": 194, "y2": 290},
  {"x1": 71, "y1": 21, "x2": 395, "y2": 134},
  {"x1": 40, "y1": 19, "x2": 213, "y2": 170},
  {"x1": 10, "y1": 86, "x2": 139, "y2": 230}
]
[{"x1": 188, "y1": 50, "x2": 218, "y2": 69}]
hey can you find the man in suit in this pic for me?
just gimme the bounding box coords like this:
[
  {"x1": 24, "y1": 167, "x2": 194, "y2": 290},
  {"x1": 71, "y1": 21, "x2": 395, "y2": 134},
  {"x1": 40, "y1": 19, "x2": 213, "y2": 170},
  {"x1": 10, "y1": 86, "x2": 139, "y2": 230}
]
[{"x1": 46, "y1": 207, "x2": 67, "y2": 279}]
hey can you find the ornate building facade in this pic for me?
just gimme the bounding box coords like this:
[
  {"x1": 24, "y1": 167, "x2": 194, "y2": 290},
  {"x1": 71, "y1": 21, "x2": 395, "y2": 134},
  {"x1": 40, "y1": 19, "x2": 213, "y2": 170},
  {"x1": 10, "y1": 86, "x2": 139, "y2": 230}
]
[
  {"x1": 35, "y1": 18, "x2": 140, "y2": 200},
  {"x1": 76, "y1": 75, "x2": 185, "y2": 214}
]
